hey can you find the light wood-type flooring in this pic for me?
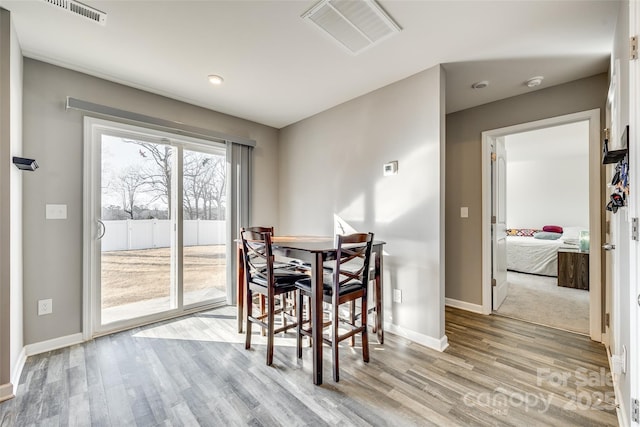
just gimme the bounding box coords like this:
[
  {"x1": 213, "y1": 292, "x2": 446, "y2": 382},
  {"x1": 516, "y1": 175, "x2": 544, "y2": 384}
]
[{"x1": 0, "y1": 306, "x2": 617, "y2": 426}]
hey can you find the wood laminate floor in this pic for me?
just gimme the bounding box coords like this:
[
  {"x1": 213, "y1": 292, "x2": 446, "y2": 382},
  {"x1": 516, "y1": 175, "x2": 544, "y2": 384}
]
[{"x1": 0, "y1": 306, "x2": 617, "y2": 426}]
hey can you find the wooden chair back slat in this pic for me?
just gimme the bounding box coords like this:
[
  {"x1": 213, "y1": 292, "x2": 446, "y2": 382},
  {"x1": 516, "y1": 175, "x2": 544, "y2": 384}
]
[{"x1": 334, "y1": 233, "x2": 373, "y2": 289}]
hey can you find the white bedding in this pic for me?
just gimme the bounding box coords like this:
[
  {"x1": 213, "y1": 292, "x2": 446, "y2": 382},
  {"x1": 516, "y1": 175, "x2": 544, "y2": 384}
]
[{"x1": 506, "y1": 236, "x2": 570, "y2": 276}]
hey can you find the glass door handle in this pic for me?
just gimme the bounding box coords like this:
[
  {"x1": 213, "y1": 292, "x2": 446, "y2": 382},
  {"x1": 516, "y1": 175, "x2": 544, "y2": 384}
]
[{"x1": 97, "y1": 219, "x2": 106, "y2": 240}]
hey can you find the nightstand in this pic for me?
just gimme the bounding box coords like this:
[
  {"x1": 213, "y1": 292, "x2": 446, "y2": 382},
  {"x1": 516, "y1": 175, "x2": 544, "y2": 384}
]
[{"x1": 557, "y1": 248, "x2": 589, "y2": 290}]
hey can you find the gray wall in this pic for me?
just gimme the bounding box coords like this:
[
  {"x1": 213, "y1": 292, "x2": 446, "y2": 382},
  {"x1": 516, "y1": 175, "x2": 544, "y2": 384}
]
[
  {"x1": 0, "y1": 7, "x2": 23, "y2": 399},
  {"x1": 8, "y1": 7, "x2": 22, "y2": 389},
  {"x1": 504, "y1": 122, "x2": 590, "y2": 229},
  {"x1": 445, "y1": 73, "x2": 608, "y2": 304},
  {"x1": 22, "y1": 59, "x2": 280, "y2": 345},
  {"x1": 0, "y1": 7, "x2": 12, "y2": 393},
  {"x1": 279, "y1": 65, "x2": 447, "y2": 347}
]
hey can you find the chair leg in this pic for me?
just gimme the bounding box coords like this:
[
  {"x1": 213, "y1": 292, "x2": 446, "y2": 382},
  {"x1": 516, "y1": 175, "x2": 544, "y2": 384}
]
[
  {"x1": 280, "y1": 294, "x2": 286, "y2": 330},
  {"x1": 266, "y1": 295, "x2": 275, "y2": 366},
  {"x1": 296, "y1": 291, "x2": 303, "y2": 359},
  {"x1": 350, "y1": 300, "x2": 356, "y2": 347},
  {"x1": 245, "y1": 290, "x2": 252, "y2": 350},
  {"x1": 361, "y1": 295, "x2": 369, "y2": 363},
  {"x1": 285, "y1": 291, "x2": 296, "y2": 330},
  {"x1": 260, "y1": 295, "x2": 266, "y2": 336},
  {"x1": 370, "y1": 279, "x2": 377, "y2": 333},
  {"x1": 307, "y1": 296, "x2": 312, "y2": 348},
  {"x1": 333, "y1": 301, "x2": 340, "y2": 382}
]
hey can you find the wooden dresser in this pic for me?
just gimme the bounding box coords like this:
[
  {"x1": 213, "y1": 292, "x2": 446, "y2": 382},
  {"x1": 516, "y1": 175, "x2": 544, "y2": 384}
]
[{"x1": 557, "y1": 248, "x2": 589, "y2": 290}]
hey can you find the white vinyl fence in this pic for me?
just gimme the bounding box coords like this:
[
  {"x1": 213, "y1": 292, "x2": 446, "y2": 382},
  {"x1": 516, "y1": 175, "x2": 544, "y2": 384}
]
[{"x1": 101, "y1": 219, "x2": 225, "y2": 251}]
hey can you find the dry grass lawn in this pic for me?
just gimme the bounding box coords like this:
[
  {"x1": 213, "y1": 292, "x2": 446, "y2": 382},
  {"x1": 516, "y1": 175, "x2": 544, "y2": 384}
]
[{"x1": 101, "y1": 245, "x2": 226, "y2": 308}]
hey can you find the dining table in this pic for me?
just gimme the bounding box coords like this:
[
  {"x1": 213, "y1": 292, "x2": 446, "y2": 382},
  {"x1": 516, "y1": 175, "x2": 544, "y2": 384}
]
[{"x1": 236, "y1": 236, "x2": 385, "y2": 385}]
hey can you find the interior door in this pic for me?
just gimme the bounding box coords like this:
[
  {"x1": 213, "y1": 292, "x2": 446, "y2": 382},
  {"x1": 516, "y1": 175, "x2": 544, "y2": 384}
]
[
  {"x1": 604, "y1": 212, "x2": 613, "y2": 345},
  {"x1": 492, "y1": 137, "x2": 508, "y2": 309},
  {"x1": 604, "y1": 61, "x2": 621, "y2": 349}
]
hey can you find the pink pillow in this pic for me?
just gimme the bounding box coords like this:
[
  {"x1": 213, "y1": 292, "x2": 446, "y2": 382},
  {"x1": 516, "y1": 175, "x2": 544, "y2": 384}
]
[{"x1": 543, "y1": 225, "x2": 563, "y2": 233}]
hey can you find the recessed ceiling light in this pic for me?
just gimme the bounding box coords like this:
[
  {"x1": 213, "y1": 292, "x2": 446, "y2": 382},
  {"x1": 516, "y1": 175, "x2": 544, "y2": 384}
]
[
  {"x1": 471, "y1": 80, "x2": 489, "y2": 89},
  {"x1": 526, "y1": 76, "x2": 544, "y2": 88},
  {"x1": 208, "y1": 74, "x2": 224, "y2": 85}
]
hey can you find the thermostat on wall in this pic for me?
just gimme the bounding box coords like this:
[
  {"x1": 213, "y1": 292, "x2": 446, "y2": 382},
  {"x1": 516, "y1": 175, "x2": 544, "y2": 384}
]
[{"x1": 383, "y1": 161, "x2": 398, "y2": 176}]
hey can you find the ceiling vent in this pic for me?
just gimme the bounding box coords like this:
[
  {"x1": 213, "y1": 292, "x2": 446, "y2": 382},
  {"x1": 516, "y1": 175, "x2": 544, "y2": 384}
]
[
  {"x1": 302, "y1": 0, "x2": 401, "y2": 54},
  {"x1": 41, "y1": 0, "x2": 107, "y2": 25}
]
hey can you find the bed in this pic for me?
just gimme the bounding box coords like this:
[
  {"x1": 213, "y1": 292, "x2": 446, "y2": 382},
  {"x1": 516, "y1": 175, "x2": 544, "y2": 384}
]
[{"x1": 506, "y1": 227, "x2": 582, "y2": 276}]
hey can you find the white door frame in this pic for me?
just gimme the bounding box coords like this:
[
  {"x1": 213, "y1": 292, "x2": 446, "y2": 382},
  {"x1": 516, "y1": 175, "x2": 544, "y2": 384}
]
[
  {"x1": 481, "y1": 109, "x2": 602, "y2": 341},
  {"x1": 628, "y1": 0, "x2": 639, "y2": 417},
  {"x1": 492, "y1": 137, "x2": 508, "y2": 310}
]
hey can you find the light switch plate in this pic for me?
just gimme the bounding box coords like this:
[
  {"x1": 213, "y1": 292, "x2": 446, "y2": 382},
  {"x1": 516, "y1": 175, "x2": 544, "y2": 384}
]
[
  {"x1": 461, "y1": 207, "x2": 469, "y2": 218},
  {"x1": 46, "y1": 204, "x2": 67, "y2": 219},
  {"x1": 38, "y1": 299, "x2": 52, "y2": 316}
]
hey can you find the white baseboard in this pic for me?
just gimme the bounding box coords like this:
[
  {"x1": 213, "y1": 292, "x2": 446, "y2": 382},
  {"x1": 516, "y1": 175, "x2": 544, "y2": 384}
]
[
  {"x1": 24, "y1": 333, "x2": 84, "y2": 357},
  {"x1": 0, "y1": 382, "x2": 14, "y2": 403},
  {"x1": 11, "y1": 347, "x2": 26, "y2": 395},
  {"x1": 387, "y1": 323, "x2": 449, "y2": 352},
  {"x1": 607, "y1": 347, "x2": 629, "y2": 427},
  {"x1": 445, "y1": 298, "x2": 486, "y2": 314}
]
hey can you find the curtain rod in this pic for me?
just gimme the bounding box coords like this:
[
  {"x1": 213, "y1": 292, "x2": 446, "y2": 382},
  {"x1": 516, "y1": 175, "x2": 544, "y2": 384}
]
[{"x1": 65, "y1": 97, "x2": 256, "y2": 148}]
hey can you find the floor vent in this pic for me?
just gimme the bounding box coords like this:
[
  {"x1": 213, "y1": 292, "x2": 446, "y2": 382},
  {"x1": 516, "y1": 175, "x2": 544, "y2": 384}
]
[
  {"x1": 42, "y1": 0, "x2": 107, "y2": 25},
  {"x1": 302, "y1": 0, "x2": 401, "y2": 55}
]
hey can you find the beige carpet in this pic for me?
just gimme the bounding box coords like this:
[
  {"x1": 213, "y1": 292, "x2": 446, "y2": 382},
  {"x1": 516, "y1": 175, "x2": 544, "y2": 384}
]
[{"x1": 495, "y1": 271, "x2": 589, "y2": 335}]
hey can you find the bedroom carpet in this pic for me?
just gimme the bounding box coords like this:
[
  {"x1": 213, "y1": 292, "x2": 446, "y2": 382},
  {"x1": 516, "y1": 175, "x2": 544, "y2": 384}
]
[{"x1": 495, "y1": 271, "x2": 590, "y2": 335}]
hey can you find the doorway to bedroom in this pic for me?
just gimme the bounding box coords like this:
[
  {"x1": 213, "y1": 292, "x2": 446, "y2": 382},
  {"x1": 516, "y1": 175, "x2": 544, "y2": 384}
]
[
  {"x1": 482, "y1": 109, "x2": 602, "y2": 340},
  {"x1": 498, "y1": 121, "x2": 590, "y2": 334}
]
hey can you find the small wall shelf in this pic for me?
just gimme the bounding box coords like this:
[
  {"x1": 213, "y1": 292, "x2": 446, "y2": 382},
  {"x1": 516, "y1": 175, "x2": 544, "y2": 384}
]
[
  {"x1": 602, "y1": 144, "x2": 627, "y2": 164},
  {"x1": 602, "y1": 125, "x2": 629, "y2": 164}
]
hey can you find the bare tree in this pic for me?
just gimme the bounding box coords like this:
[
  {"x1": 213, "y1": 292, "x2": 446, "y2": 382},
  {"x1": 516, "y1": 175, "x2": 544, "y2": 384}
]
[
  {"x1": 183, "y1": 152, "x2": 226, "y2": 220},
  {"x1": 115, "y1": 141, "x2": 226, "y2": 221},
  {"x1": 125, "y1": 140, "x2": 173, "y2": 216},
  {"x1": 111, "y1": 166, "x2": 147, "y2": 219},
  {"x1": 183, "y1": 152, "x2": 208, "y2": 219},
  {"x1": 207, "y1": 155, "x2": 226, "y2": 220},
  {"x1": 102, "y1": 204, "x2": 127, "y2": 220}
]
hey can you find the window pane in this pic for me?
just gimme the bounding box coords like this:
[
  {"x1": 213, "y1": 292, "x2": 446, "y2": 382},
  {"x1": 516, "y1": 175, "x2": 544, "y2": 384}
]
[
  {"x1": 100, "y1": 136, "x2": 174, "y2": 324},
  {"x1": 182, "y1": 148, "x2": 227, "y2": 306}
]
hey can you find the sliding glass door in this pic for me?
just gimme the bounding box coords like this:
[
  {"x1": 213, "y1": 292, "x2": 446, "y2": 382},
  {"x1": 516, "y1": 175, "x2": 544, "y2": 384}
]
[
  {"x1": 86, "y1": 118, "x2": 228, "y2": 334},
  {"x1": 182, "y1": 147, "x2": 228, "y2": 306},
  {"x1": 100, "y1": 136, "x2": 174, "y2": 324}
]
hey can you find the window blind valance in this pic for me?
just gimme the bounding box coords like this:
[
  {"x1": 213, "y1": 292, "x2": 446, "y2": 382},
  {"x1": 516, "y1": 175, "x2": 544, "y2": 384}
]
[{"x1": 66, "y1": 97, "x2": 256, "y2": 148}]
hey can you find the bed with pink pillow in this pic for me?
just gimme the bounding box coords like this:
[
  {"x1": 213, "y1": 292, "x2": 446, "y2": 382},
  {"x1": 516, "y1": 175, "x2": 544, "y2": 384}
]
[{"x1": 505, "y1": 225, "x2": 580, "y2": 277}]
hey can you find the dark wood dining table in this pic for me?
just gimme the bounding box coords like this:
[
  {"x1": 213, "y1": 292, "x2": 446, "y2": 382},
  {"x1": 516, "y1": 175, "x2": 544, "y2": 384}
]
[{"x1": 236, "y1": 236, "x2": 385, "y2": 385}]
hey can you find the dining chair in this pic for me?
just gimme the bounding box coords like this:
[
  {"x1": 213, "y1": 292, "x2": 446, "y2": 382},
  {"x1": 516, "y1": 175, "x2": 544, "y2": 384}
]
[
  {"x1": 295, "y1": 232, "x2": 374, "y2": 382},
  {"x1": 240, "y1": 228, "x2": 308, "y2": 366},
  {"x1": 242, "y1": 226, "x2": 304, "y2": 334}
]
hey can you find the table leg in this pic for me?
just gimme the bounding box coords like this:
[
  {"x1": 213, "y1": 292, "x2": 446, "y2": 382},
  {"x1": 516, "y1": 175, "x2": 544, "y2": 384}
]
[
  {"x1": 312, "y1": 252, "x2": 323, "y2": 385},
  {"x1": 237, "y1": 243, "x2": 245, "y2": 334},
  {"x1": 373, "y1": 244, "x2": 384, "y2": 344}
]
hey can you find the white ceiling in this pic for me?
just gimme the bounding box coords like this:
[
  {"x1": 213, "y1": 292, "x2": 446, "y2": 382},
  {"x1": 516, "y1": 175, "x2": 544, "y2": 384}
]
[{"x1": 0, "y1": 0, "x2": 620, "y2": 129}]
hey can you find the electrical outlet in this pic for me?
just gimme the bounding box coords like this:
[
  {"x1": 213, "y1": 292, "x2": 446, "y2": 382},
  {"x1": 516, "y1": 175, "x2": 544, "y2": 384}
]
[
  {"x1": 393, "y1": 289, "x2": 402, "y2": 303},
  {"x1": 38, "y1": 299, "x2": 52, "y2": 316}
]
